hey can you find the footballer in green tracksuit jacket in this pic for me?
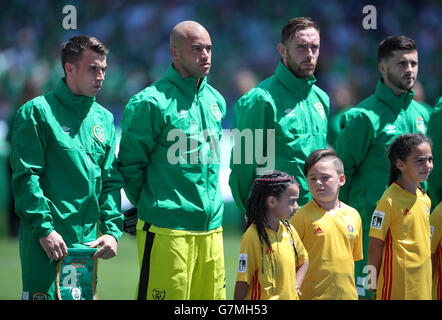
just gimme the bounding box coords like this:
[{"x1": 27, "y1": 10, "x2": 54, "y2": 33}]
[
  {"x1": 334, "y1": 80, "x2": 431, "y2": 298},
  {"x1": 118, "y1": 63, "x2": 226, "y2": 232},
  {"x1": 229, "y1": 60, "x2": 329, "y2": 212},
  {"x1": 119, "y1": 22, "x2": 226, "y2": 300},
  {"x1": 428, "y1": 97, "x2": 442, "y2": 207},
  {"x1": 117, "y1": 59, "x2": 226, "y2": 299},
  {"x1": 10, "y1": 79, "x2": 124, "y2": 300}
]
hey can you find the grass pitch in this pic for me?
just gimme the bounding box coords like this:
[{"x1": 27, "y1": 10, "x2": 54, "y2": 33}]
[{"x1": 0, "y1": 216, "x2": 242, "y2": 300}]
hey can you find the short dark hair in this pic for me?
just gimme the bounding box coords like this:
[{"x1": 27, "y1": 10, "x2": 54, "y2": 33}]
[
  {"x1": 378, "y1": 36, "x2": 417, "y2": 62},
  {"x1": 303, "y1": 148, "x2": 344, "y2": 177},
  {"x1": 281, "y1": 17, "x2": 319, "y2": 44},
  {"x1": 61, "y1": 35, "x2": 109, "y2": 74}
]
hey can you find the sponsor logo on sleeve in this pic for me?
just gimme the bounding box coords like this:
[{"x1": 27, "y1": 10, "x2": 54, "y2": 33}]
[
  {"x1": 238, "y1": 253, "x2": 247, "y2": 273},
  {"x1": 370, "y1": 210, "x2": 385, "y2": 229}
]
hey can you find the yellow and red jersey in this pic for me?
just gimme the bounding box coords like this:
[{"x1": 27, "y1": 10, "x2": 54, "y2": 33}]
[
  {"x1": 236, "y1": 221, "x2": 308, "y2": 300},
  {"x1": 290, "y1": 200, "x2": 362, "y2": 300},
  {"x1": 430, "y1": 202, "x2": 442, "y2": 300},
  {"x1": 369, "y1": 182, "x2": 432, "y2": 300}
]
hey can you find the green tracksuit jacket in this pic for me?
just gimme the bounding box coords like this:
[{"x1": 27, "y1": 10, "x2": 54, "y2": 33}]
[
  {"x1": 334, "y1": 80, "x2": 431, "y2": 228},
  {"x1": 229, "y1": 61, "x2": 329, "y2": 212},
  {"x1": 117, "y1": 64, "x2": 226, "y2": 231},
  {"x1": 428, "y1": 96, "x2": 442, "y2": 207},
  {"x1": 10, "y1": 79, "x2": 123, "y2": 298}
]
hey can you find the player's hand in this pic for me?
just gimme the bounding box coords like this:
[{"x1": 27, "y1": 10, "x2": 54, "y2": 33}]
[
  {"x1": 39, "y1": 230, "x2": 68, "y2": 261},
  {"x1": 86, "y1": 234, "x2": 118, "y2": 260},
  {"x1": 296, "y1": 286, "x2": 302, "y2": 297},
  {"x1": 370, "y1": 289, "x2": 377, "y2": 300}
]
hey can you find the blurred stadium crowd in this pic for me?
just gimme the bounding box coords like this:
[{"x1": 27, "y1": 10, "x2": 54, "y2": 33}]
[{"x1": 1, "y1": 0, "x2": 441, "y2": 134}]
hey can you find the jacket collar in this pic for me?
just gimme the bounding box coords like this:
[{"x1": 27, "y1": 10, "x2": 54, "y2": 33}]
[
  {"x1": 166, "y1": 63, "x2": 207, "y2": 100},
  {"x1": 54, "y1": 78, "x2": 95, "y2": 113},
  {"x1": 275, "y1": 60, "x2": 317, "y2": 97},
  {"x1": 375, "y1": 79, "x2": 415, "y2": 112}
]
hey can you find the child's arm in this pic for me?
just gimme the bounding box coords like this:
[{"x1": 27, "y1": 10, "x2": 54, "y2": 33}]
[
  {"x1": 367, "y1": 237, "x2": 384, "y2": 299},
  {"x1": 295, "y1": 258, "x2": 309, "y2": 297},
  {"x1": 234, "y1": 281, "x2": 249, "y2": 300}
]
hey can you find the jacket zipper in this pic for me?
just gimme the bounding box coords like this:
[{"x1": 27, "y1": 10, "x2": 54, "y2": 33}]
[
  {"x1": 196, "y1": 92, "x2": 212, "y2": 231},
  {"x1": 79, "y1": 111, "x2": 95, "y2": 243}
]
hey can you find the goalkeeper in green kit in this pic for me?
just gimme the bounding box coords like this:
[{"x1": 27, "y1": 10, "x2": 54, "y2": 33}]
[{"x1": 10, "y1": 36, "x2": 124, "y2": 300}]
